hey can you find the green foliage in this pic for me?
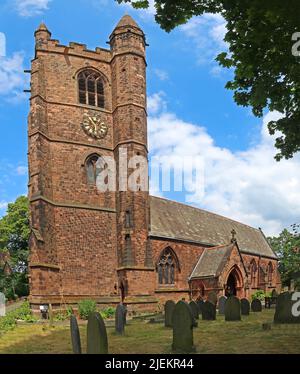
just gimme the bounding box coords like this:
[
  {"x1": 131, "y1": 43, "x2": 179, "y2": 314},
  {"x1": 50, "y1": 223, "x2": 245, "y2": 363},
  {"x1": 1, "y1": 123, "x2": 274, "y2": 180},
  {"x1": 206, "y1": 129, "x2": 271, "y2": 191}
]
[
  {"x1": 100, "y1": 307, "x2": 116, "y2": 319},
  {"x1": 251, "y1": 290, "x2": 266, "y2": 301},
  {"x1": 116, "y1": 0, "x2": 300, "y2": 160},
  {"x1": 78, "y1": 300, "x2": 97, "y2": 320},
  {"x1": 0, "y1": 196, "x2": 30, "y2": 300},
  {"x1": 0, "y1": 301, "x2": 37, "y2": 334},
  {"x1": 54, "y1": 306, "x2": 74, "y2": 321},
  {"x1": 269, "y1": 225, "x2": 300, "y2": 287}
]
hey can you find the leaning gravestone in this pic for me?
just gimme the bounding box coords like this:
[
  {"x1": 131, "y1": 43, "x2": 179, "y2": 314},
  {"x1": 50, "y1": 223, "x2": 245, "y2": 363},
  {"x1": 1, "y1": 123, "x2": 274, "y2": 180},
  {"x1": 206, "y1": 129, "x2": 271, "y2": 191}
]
[
  {"x1": 251, "y1": 298, "x2": 262, "y2": 312},
  {"x1": 207, "y1": 291, "x2": 218, "y2": 306},
  {"x1": 164, "y1": 300, "x2": 176, "y2": 327},
  {"x1": 218, "y1": 296, "x2": 227, "y2": 315},
  {"x1": 274, "y1": 292, "x2": 300, "y2": 324},
  {"x1": 202, "y1": 301, "x2": 216, "y2": 320},
  {"x1": 241, "y1": 298, "x2": 250, "y2": 315},
  {"x1": 70, "y1": 315, "x2": 82, "y2": 354},
  {"x1": 115, "y1": 303, "x2": 126, "y2": 335},
  {"x1": 87, "y1": 312, "x2": 108, "y2": 354},
  {"x1": 189, "y1": 301, "x2": 199, "y2": 320},
  {"x1": 197, "y1": 299, "x2": 204, "y2": 314},
  {"x1": 172, "y1": 301, "x2": 195, "y2": 353},
  {"x1": 0, "y1": 292, "x2": 5, "y2": 317},
  {"x1": 225, "y1": 296, "x2": 241, "y2": 321}
]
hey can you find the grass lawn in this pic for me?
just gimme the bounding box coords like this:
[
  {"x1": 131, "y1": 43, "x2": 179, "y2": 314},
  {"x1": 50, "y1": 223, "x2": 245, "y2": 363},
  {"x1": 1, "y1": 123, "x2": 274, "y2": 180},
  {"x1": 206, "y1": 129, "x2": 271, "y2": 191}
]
[{"x1": 0, "y1": 309, "x2": 300, "y2": 354}]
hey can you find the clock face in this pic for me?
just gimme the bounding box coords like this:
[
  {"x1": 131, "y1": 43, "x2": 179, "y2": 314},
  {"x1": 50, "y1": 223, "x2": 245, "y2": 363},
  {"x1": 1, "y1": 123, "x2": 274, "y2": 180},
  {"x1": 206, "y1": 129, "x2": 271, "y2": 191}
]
[{"x1": 81, "y1": 113, "x2": 108, "y2": 139}]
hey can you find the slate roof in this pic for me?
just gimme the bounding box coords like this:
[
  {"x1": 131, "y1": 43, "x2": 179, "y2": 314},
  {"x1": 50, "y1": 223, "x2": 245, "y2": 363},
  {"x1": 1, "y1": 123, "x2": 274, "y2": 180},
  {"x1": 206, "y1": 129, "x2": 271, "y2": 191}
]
[
  {"x1": 189, "y1": 244, "x2": 234, "y2": 279},
  {"x1": 149, "y1": 196, "x2": 277, "y2": 259}
]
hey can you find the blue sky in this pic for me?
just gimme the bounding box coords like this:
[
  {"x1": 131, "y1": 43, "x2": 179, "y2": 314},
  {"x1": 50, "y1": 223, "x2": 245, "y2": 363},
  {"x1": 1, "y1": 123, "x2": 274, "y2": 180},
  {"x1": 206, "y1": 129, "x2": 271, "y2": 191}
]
[{"x1": 0, "y1": 0, "x2": 299, "y2": 236}]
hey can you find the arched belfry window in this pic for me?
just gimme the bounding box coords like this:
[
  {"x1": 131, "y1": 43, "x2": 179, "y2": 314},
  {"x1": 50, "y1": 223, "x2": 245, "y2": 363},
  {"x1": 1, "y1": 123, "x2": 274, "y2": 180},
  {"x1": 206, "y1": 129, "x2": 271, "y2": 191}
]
[
  {"x1": 157, "y1": 247, "x2": 180, "y2": 286},
  {"x1": 78, "y1": 69, "x2": 105, "y2": 108},
  {"x1": 85, "y1": 154, "x2": 105, "y2": 185}
]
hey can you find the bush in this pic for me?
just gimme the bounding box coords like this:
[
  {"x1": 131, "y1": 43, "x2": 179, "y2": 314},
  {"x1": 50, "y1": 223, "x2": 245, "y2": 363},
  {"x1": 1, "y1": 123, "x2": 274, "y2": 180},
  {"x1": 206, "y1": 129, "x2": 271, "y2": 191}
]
[
  {"x1": 251, "y1": 290, "x2": 266, "y2": 301},
  {"x1": 78, "y1": 299, "x2": 96, "y2": 320},
  {"x1": 100, "y1": 307, "x2": 115, "y2": 319},
  {"x1": 0, "y1": 301, "x2": 36, "y2": 334}
]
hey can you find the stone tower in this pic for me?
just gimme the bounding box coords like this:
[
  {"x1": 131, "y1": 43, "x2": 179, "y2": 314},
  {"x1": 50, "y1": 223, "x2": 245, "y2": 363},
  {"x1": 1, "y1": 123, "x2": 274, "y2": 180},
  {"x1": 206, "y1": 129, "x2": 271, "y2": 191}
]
[{"x1": 28, "y1": 16, "x2": 156, "y2": 312}]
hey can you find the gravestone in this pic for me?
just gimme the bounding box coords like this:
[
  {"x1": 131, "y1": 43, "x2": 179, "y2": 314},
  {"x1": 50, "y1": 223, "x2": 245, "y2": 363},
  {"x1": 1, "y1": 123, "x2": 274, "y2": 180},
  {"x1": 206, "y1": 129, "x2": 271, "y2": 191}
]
[
  {"x1": 202, "y1": 301, "x2": 216, "y2": 320},
  {"x1": 164, "y1": 300, "x2": 176, "y2": 327},
  {"x1": 274, "y1": 292, "x2": 300, "y2": 324},
  {"x1": 115, "y1": 303, "x2": 126, "y2": 335},
  {"x1": 197, "y1": 299, "x2": 204, "y2": 314},
  {"x1": 189, "y1": 301, "x2": 199, "y2": 320},
  {"x1": 218, "y1": 296, "x2": 227, "y2": 315},
  {"x1": 172, "y1": 301, "x2": 195, "y2": 353},
  {"x1": 207, "y1": 291, "x2": 218, "y2": 306},
  {"x1": 224, "y1": 296, "x2": 241, "y2": 321},
  {"x1": 70, "y1": 315, "x2": 82, "y2": 354},
  {"x1": 0, "y1": 292, "x2": 5, "y2": 317},
  {"x1": 241, "y1": 298, "x2": 250, "y2": 315},
  {"x1": 87, "y1": 312, "x2": 108, "y2": 354},
  {"x1": 271, "y1": 289, "x2": 278, "y2": 299},
  {"x1": 251, "y1": 298, "x2": 262, "y2": 312}
]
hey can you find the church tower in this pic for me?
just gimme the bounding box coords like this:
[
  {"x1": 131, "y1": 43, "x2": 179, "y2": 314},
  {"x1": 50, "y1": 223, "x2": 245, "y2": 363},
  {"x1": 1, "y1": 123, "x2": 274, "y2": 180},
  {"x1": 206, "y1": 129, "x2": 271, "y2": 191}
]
[{"x1": 28, "y1": 16, "x2": 156, "y2": 312}]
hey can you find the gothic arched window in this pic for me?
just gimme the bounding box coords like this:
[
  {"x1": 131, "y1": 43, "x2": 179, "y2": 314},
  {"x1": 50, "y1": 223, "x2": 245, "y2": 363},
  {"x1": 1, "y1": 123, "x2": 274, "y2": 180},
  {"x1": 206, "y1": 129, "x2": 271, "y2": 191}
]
[
  {"x1": 85, "y1": 154, "x2": 105, "y2": 185},
  {"x1": 250, "y1": 259, "x2": 257, "y2": 288},
  {"x1": 267, "y1": 262, "x2": 273, "y2": 284},
  {"x1": 157, "y1": 247, "x2": 179, "y2": 285},
  {"x1": 78, "y1": 69, "x2": 105, "y2": 108}
]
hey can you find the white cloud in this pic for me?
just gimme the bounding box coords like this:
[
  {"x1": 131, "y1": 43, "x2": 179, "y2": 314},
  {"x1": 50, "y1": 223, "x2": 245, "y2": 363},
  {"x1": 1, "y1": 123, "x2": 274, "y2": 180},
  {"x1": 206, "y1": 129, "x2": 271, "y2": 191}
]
[
  {"x1": 154, "y1": 68, "x2": 169, "y2": 81},
  {"x1": 180, "y1": 13, "x2": 228, "y2": 76},
  {"x1": 0, "y1": 201, "x2": 8, "y2": 210},
  {"x1": 148, "y1": 93, "x2": 300, "y2": 236},
  {"x1": 13, "y1": 0, "x2": 51, "y2": 17},
  {"x1": 147, "y1": 91, "x2": 167, "y2": 115},
  {"x1": 0, "y1": 52, "x2": 28, "y2": 102},
  {"x1": 16, "y1": 166, "x2": 28, "y2": 176}
]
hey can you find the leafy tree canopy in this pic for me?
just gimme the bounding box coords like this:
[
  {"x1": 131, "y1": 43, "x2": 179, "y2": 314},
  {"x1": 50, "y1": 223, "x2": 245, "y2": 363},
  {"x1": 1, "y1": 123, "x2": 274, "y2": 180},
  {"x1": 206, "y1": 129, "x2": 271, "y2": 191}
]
[
  {"x1": 269, "y1": 224, "x2": 300, "y2": 288},
  {"x1": 0, "y1": 196, "x2": 30, "y2": 299},
  {"x1": 117, "y1": 0, "x2": 300, "y2": 160}
]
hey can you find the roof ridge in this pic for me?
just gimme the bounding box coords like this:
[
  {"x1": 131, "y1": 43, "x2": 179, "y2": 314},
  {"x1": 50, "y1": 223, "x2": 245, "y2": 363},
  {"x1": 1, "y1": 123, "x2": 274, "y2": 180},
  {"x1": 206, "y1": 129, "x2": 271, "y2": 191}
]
[{"x1": 150, "y1": 195, "x2": 262, "y2": 233}]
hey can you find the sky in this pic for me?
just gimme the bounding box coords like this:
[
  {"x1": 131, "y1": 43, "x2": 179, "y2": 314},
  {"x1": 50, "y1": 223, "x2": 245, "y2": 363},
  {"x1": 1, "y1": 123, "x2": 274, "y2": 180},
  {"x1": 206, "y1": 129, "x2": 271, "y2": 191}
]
[{"x1": 0, "y1": 0, "x2": 299, "y2": 236}]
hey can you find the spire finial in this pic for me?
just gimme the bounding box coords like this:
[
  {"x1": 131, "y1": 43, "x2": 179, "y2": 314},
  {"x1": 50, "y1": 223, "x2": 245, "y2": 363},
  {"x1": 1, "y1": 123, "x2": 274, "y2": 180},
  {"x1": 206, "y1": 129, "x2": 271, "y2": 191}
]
[{"x1": 231, "y1": 229, "x2": 237, "y2": 243}]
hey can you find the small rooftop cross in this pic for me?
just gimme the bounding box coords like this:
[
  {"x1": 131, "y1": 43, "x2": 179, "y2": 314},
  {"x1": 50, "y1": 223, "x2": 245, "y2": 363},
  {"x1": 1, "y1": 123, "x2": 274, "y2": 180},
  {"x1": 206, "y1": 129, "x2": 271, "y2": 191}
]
[{"x1": 231, "y1": 229, "x2": 237, "y2": 243}]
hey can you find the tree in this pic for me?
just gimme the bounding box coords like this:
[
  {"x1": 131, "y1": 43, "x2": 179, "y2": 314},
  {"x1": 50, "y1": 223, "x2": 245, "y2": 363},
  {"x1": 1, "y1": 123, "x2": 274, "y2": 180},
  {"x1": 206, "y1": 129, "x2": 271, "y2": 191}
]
[
  {"x1": 269, "y1": 225, "x2": 300, "y2": 288},
  {"x1": 117, "y1": 0, "x2": 300, "y2": 160},
  {"x1": 0, "y1": 196, "x2": 30, "y2": 299}
]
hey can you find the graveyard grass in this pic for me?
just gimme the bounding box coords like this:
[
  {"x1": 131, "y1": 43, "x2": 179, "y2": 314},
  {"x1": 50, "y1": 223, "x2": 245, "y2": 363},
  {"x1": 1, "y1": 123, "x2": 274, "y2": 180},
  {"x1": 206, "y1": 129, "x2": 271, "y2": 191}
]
[{"x1": 0, "y1": 309, "x2": 300, "y2": 354}]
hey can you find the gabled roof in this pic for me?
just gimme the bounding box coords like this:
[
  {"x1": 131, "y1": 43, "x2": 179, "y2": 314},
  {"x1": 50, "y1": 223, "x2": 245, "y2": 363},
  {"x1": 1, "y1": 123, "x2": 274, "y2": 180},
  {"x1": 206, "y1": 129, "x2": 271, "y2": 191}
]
[
  {"x1": 149, "y1": 196, "x2": 277, "y2": 259},
  {"x1": 189, "y1": 243, "x2": 233, "y2": 279}
]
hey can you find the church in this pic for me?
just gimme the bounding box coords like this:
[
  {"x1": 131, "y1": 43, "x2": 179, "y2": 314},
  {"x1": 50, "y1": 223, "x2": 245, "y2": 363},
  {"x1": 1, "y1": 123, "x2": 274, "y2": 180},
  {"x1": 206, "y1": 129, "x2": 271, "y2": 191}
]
[{"x1": 27, "y1": 15, "x2": 280, "y2": 312}]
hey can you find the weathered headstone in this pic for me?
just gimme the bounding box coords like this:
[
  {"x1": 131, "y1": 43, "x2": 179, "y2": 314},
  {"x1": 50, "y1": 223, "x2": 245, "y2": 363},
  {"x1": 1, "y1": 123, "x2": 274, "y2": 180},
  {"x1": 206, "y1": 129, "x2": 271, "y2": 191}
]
[
  {"x1": 87, "y1": 312, "x2": 108, "y2": 354},
  {"x1": 0, "y1": 292, "x2": 5, "y2": 317},
  {"x1": 207, "y1": 291, "x2": 218, "y2": 306},
  {"x1": 70, "y1": 315, "x2": 82, "y2": 354},
  {"x1": 224, "y1": 296, "x2": 241, "y2": 321},
  {"x1": 218, "y1": 296, "x2": 227, "y2": 315},
  {"x1": 172, "y1": 301, "x2": 195, "y2": 353},
  {"x1": 241, "y1": 298, "x2": 250, "y2": 315},
  {"x1": 271, "y1": 289, "x2": 278, "y2": 299},
  {"x1": 197, "y1": 299, "x2": 204, "y2": 314},
  {"x1": 251, "y1": 298, "x2": 262, "y2": 312},
  {"x1": 115, "y1": 303, "x2": 126, "y2": 335},
  {"x1": 164, "y1": 300, "x2": 176, "y2": 327},
  {"x1": 189, "y1": 301, "x2": 199, "y2": 320},
  {"x1": 202, "y1": 301, "x2": 216, "y2": 320},
  {"x1": 274, "y1": 292, "x2": 300, "y2": 324}
]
